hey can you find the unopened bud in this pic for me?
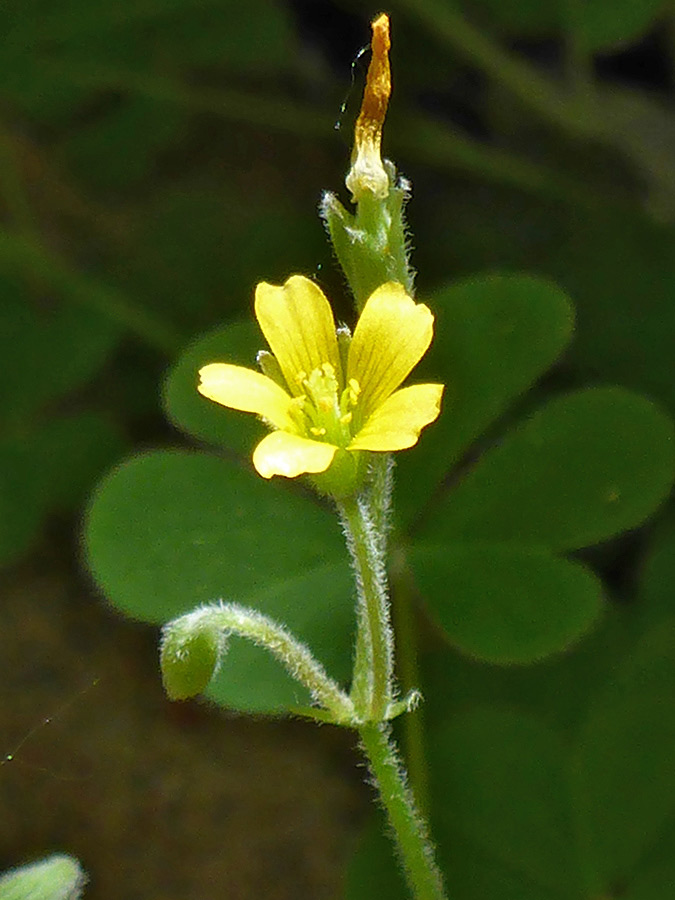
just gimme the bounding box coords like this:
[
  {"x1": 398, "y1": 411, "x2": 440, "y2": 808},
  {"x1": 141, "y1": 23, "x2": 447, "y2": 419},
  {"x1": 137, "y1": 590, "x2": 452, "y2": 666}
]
[{"x1": 160, "y1": 618, "x2": 222, "y2": 700}]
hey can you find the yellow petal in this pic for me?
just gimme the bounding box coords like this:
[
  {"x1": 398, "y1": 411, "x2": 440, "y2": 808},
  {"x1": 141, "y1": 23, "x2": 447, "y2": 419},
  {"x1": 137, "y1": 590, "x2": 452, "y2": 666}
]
[
  {"x1": 252, "y1": 431, "x2": 338, "y2": 479},
  {"x1": 348, "y1": 283, "x2": 435, "y2": 415},
  {"x1": 198, "y1": 363, "x2": 296, "y2": 431},
  {"x1": 348, "y1": 384, "x2": 444, "y2": 451},
  {"x1": 254, "y1": 276, "x2": 340, "y2": 395}
]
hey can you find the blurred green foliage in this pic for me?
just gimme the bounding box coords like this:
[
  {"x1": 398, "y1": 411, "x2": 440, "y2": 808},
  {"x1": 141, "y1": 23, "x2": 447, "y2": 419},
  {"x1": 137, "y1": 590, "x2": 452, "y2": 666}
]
[{"x1": 3, "y1": 0, "x2": 675, "y2": 897}]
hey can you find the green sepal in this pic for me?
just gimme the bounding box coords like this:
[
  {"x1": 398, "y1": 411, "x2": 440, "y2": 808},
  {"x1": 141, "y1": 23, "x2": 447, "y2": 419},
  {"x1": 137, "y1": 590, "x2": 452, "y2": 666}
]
[
  {"x1": 256, "y1": 350, "x2": 286, "y2": 389},
  {"x1": 321, "y1": 162, "x2": 413, "y2": 310},
  {"x1": 310, "y1": 447, "x2": 367, "y2": 501}
]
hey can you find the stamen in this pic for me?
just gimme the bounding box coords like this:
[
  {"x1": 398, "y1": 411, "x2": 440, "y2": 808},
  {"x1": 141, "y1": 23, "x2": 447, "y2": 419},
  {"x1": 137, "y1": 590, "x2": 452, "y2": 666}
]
[{"x1": 292, "y1": 361, "x2": 364, "y2": 447}]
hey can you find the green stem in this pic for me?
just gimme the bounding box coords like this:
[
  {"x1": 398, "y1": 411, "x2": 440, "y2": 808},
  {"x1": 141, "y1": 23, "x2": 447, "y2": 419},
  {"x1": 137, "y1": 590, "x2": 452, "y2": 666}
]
[
  {"x1": 350, "y1": 599, "x2": 374, "y2": 716},
  {"x1": 340, "y1": 494, "x2": 393, "y2": 721},
  {"x1": 359, "y1": 723, "x2": 447, "y2": 900},
  {"x1": 563, "y1": 0, "x2": 595, "y2": 101},
  {"x1": 162, "y1": 602, "x2": 355, "y2": 723}
]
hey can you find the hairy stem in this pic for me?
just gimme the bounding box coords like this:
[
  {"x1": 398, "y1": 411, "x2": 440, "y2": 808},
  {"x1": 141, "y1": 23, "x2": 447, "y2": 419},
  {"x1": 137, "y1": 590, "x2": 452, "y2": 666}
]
[
  {"x1": 162, "y1": 602, "x2": 355, "y2": 724},
  {"x1": 340, "y1": 494, "x2": 394, "y2": 721},
  {"x1": 359, "y1": 723, "x2": 447, "y2": 900}
]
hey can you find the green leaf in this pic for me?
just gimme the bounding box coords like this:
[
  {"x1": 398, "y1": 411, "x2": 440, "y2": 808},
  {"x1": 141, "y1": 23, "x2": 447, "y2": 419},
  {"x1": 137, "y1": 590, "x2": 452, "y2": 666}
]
[
  {"x1": 409, "y1": 543, "x2": 604, "y2": 663},
  {"x1": 32, "y1": 413, "x2": 127, "y2": 510},
  {"x1": 163, "y1": 320, "x2": 264, "y2": 454},
  {"x1": 463, "y1": 0, "x2": 666, "y2": 50},
  {"x1": 429, "y1": 708, "x2": 582, "y2": 897},
  {"x1": 0, "y1": 413, "x2": 125, "y2": 567},
  {"x1": 345, "y1": 813, "x2": 557, "y2": 900},
  {"x1": 571, "y1": 623, "x2": 675, "y2": 889},
  {"x1": 83, "y1": 450, "x2": 353, "y2": 714},
  {"x1": 420, "y1": 602, "x2": 635, "y2": 734},
  {"x1": 0, "y1": 277, "x2": 120, "y2": 425},
  {"x1": 344, "y1": 817, "x2": 408, "y2": 900},
  {"x1": 568, "y1": 0, "x2": 668, "y2": 51},
  {"x1": 395, "y1": 274, "x2": 574, "y2": 525},
  {"x1": 545, "y1": 209, "x2": 675, "y2": 415},
  {"x1": 627, "y1": 817, "x2": 675, "y2": 899},
  {"x1": 638, "y1": 514, "x2": 675, "y2": 630},
  {"x1": 0, "y1": 435, "x2": 45, "y2": 566},
  {"x1": 417, "y1": 387, "x2": 675, "y2": 552}
]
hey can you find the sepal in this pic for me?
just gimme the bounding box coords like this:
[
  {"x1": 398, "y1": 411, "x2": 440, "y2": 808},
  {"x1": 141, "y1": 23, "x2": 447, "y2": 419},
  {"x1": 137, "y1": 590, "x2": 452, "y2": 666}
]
[
  {"x1": 385, "y1": 689, "x2": 423, "y2": 721},
  {"x1": 321, "y1": 168, "x2": 413, "y2": 311}
]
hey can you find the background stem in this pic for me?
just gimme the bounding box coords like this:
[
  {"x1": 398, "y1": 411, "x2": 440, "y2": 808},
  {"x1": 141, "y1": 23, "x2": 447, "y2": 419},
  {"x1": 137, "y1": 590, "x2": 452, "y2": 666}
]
[{"x1": 391, "y1": 547, "x2": 431, "y2": 819}]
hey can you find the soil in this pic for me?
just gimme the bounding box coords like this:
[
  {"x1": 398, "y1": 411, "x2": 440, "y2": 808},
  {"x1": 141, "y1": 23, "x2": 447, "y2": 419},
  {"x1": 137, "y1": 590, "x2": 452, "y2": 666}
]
[{"x1": 0, "y1": 539, "x2": 365, "y2": 900}]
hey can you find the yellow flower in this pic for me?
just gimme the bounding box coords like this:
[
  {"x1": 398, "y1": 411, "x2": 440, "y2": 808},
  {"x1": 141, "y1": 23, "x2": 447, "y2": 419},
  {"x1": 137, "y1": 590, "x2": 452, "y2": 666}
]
[{"x1": 198, "y1": 276, "x2": 443, "y2": 482}]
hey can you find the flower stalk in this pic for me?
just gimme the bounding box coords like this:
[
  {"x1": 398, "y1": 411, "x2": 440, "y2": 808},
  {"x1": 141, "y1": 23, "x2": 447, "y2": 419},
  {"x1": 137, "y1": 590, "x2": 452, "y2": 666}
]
[
  {"x1": 161, "y1": 602, "x2": 356, "y2": 725},
  {"x1": 162, "y1": 12, "x2": 449, "y2": 900},
  {"x1": 339, "y1": 462, "x2": 447, "y2": 899},
  {"x1": 339, "y1": 490, "x2": 394, "y2": 721},
  {"x1": 360, "y1": 723, "x2": 447, "y2": 900}
]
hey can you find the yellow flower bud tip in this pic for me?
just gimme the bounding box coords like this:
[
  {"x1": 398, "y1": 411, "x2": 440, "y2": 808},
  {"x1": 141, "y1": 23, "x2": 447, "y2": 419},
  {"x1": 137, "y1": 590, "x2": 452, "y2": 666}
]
[{"x1": 346, "y1": 13, "x2": 392, "y2": 202}]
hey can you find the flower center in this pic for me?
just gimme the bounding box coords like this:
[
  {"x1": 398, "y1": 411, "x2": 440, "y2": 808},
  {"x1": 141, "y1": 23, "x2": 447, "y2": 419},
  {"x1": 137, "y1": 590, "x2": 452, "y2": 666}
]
[{"x1": 291, "y1": 363, "x2": 361, "y2": 446}]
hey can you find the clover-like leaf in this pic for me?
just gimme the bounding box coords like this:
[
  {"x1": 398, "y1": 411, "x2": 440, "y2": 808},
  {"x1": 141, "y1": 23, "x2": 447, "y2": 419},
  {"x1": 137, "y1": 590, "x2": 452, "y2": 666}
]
[
  {"x1": 395, "y1": 274, "x2": 574, "y2": 525},
  {"x1": 0, "y1": 413, "x2": 124, "y2": 567},
  {"x1": 638, "y1": 513, "x2": 675, "y2": 631},
  {"x1": 0, "y1": 275, "x2": 120, "y2": 424},
  {"x1": 163, "y1": 320, "x2": 263, "y2": 454},
  {"x1": 416, "y1": 387, "x2": 675, "y2": 552},
  {"x1": 409, "y1": 543, "x2": 604, "y2": 664},
  {"x1": 84, "y1": 450, "x2": 353, "y2": 713},
  {"x1": 571, "y1": 622, "x2": 675, "y2": 889},
  {"x1": 429, "y1": 708, "x2": 582, "y2": 896}
]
